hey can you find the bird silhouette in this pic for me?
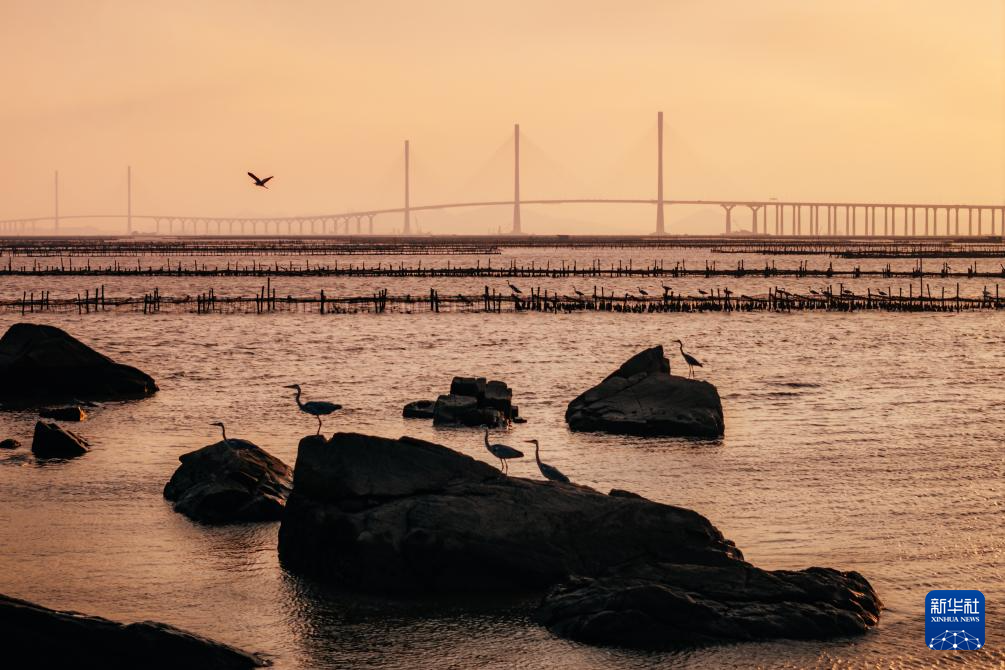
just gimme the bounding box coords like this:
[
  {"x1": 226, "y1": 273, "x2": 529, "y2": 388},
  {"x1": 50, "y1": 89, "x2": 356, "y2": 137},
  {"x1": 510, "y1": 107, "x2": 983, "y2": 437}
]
[
  {"x1": 572, "y1": 286, "x2": 585, "y2": 298},
  {"x1": 284, "y1": 384, "x2": 341, "y2": 435},
  {"x1": 508, "y1": 283, "x2": 522, "y2": 294},
  {"x1": 697, "y1": 289, "x2": 709, "y2": 296},
  {"x1": 526, "y1": 439, "x2": 570, "y2": 483},
  {"x1": 674, "y1": 339, "x2": 704, "y2": 378},
  {"x1": 483, "y1": 429, "x2": 523, "y2": 474},
  {"x1": 210, "y1": 421, "x2": 234, "y2": 447},
  {"x1": 638, "y1": 287, "x2": 649, "y2": 296},
  {"x1": 248, "y1": 172, "x2": 273, "y2": 189}
]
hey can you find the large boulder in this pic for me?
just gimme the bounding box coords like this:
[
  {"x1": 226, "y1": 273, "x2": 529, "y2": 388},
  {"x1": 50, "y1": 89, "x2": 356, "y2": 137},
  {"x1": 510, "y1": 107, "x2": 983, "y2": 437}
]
[
  {"x1": 432, "y1": 394, "x2": 506, "y2": 428},
  {"x1": 32, "y1": 421, "x2": 89, "y2": 458},
  {"x1": 565, "y1": 346, "x2": 724, "y2": 437},
  {"x1": 0, "y1": 323, "x2": 157, "y2": 403},
  {"x1": 0, "y1": 593, "x2": 269, "y2": 669},
  {"x1": 536, "y1": 562, "x2": 881, "y2": 649},
  {"x1": 164, "y1": 439, "x2": 292, "y2": 524},
  {"x1": 278, "y1": 432, "x2": 742, "y2": 592}
]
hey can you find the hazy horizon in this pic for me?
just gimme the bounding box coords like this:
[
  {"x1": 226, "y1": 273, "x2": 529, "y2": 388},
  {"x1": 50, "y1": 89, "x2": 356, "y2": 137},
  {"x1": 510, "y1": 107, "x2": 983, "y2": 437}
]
[{"x1": 2, "y1": 0, "x2": 1004, "y2": 235}]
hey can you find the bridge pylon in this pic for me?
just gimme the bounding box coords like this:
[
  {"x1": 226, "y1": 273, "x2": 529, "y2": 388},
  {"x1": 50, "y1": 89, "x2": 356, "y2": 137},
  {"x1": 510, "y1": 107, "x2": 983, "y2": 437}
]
[{"x1": 656, "y1": 111, "x2": 665, "y2": 235}]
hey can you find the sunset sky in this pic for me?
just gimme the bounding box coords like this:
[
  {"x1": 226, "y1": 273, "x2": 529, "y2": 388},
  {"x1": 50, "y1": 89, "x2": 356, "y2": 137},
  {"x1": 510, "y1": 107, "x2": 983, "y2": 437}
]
[{"x1": 1, "y1": 0, "x2": 1003, "y2": 234}]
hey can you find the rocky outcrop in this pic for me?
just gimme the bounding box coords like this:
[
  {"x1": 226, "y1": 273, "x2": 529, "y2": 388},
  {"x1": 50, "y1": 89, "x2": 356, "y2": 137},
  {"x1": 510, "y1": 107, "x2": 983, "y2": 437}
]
[
  {"x1": 32, "y1": 421, "x2": 89, "y2": 458},
  {"x1": 536, "y1": 562, "x2": 881, "y2": 649},
  {"x1": 277, "y1": 432, "x2": 880, "y2": 648},
  {"x1": 565, "y1": 346, "x2": 724, "y2": 437},
  {"x1": 0, "y1": 438, "x2": 21, "y2": 449},
  {"x1": 278, "y1": 432, "x2": 742, "y2": 592},
  {"x1": 402, "y1": 399, "x2": 436, "y2": 419},
  {"x1": 40, "y1": 405, "x2": 88, "y2": 421},
  {"x1": 0, "y1": 323, "x2": 157, "y2": 403},
  {"x1": 164, "y1": 439, "x2": 292, "y2": 524},
  {"x1": 0, "y1": 593, "x2": 269, "y2": 669},
  {"x1": 405, "y1": 376, "x2": 521, "y2": 428}
]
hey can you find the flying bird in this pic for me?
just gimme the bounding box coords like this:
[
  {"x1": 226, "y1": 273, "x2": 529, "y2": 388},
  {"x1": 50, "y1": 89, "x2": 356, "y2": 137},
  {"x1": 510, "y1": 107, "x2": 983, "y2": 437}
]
[
  {"x1": 526, "y1": 439, "x2": 570, "y2": 483},
  {"x1": 673, "y1": 339, "x2": 704, "y2": 379},
  {"x1": 483, "y1": 429, "x2": 523, "y2": 474},
  {"x1": 284, "y1": 384, "x2": 342, "y2": 435},
  {"x1": 248, "y1": 172, "x2": 274, "y2": 189}
]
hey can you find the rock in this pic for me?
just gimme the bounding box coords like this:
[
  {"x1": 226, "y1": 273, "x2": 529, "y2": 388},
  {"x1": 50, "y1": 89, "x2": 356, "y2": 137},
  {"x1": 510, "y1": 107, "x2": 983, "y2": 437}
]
[
  {"x1": 31, "y1": 421, "x2": 89, "y2": 458},
  {"x1": 39, "y1": 405, "x2": 88, "y2": 421},
  {"x1": 402, "y1": 399, "x2": 436, "y2": 419},
  {"x1": 482, "y1": 380, "x2": 513, "y2": 415},
  {"x1": 0, "y1": 593, "x2": 269, "y2": 669},
  {"x1": 164, "y1": 439, "x2": 292, "y2": 524},
  {"x1": 0, "y1": 323, "x2": 158, "y2": 403},
  {"x1": 0, "y1": 438, "x2": 21, "y2": 449},
  {"x1": 449, "y1": 376, "x2": 486, "y2": 399},
  {"x1": 535, "y1": 562, "x2": 882, "y2": 649},
  {"x1": 432, "y1": 394, "x2": 506, "y2": 428},
  {"x1": 565, "y1": 346, "x2": 724, "y2": 437},
  {"x1": 278, "y1": 432, "x2": 743, "y2": 592}
]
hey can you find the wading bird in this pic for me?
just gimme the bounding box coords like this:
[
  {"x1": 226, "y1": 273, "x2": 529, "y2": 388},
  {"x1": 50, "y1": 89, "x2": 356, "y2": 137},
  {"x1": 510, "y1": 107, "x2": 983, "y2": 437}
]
[
  {"x1": 573, "y1": 286, "x2": 585, "y2": 298},
  {"x1": 284, "y1": 384, "x2": 341, "y2": 435},
  {"x1": 210, "y1": 421, "x2": 233, "y2": 447},
  {"x1": 673, "y1": 339, "x2": 704, "y2": 378},
  {"x1": 248, "y1": 172, "x2": 273, "y2": 189},
  {"x1": 525, "y1": 439, "x2": 570, "y2": 483},
  {"x1": 508, "y1": 283, "x2": 522, "y2": 294},
  {"x1": 697, "y1": 288, "x2": 709, "y2": 296},
  {"x1": 638, "y1": 287, "x2": 649, "y2": 296},
  {"x1": 483, "y1": 429, "x2": 523, "y2": 474},
  {"x1": 661, "y1": 283, "x2": 672, "y2": 293}
]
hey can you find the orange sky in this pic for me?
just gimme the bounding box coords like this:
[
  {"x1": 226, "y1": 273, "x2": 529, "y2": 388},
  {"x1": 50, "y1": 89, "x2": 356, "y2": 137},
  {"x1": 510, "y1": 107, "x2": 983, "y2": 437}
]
[{"x1": 1, "y1": 0, "x2": 1003, "y2": 234}]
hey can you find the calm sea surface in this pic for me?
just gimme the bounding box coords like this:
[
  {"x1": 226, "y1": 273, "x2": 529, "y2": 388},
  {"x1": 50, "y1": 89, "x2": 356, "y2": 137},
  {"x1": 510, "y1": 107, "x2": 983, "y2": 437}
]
[{"x1": 0, "y1": 245, "x2": 1002, "y2": 668}]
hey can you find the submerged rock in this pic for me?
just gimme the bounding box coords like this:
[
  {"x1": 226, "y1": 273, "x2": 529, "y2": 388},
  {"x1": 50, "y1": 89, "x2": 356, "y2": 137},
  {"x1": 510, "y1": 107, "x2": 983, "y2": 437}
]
[
  {"x1": 39, "y1": 405, "x2": 88, "y2": 422},
  {"x1": 565, "y1": 346, "x2": 724, "y2": 437},
  {"x1": 0, "y1": 593, "x2": 269, "y2": 669},
  {"x1": 277, "y1": 433, "x2": 881, "y2": 648},
  {"x1": 164, "y1": 439, "x2": 292, "y2": 524},
  {"x1": 0, "y1": 323, "x2": 158, "y2": 403},
  {"x1": 536, "y1": 562, "x2": 882, "y2": 649},
  {"x1": 402, "y1": 399, "x2": 436, "y2": 419},
  {"x1": 0, "y1": 438, "x2": 21, "y2": 450},
  {"x1": 279, "y1": 432, "x2": 742, "y2": 592},
  {"x1": 31, "y1": 421, "x2": 89, "y2": 458}
]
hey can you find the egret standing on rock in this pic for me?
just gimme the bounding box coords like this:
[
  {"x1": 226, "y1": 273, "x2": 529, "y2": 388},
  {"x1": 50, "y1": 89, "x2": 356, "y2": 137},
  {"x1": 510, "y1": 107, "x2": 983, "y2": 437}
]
[
  {"x1": 284, "y1": 384, "x2": 342, "y2": 435},
  {"x1": 483, "y1": 428, "x2": 523, "y2": 474},
  {"x1": 673, "y1": 339, "x2": 704, "y2": 379},
  {"x1": 525, "y1": 439, "x2": 570, "y2": 483}
]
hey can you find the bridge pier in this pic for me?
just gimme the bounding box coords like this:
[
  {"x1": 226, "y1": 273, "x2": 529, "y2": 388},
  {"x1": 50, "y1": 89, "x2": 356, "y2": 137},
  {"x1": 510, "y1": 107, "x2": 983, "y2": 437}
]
[
  {"x1": 722, "y1": 204, "x2": 735, "y2": 234},
  {"x1": 367, "y1": 214, "x2": 374, "y2": 234}
]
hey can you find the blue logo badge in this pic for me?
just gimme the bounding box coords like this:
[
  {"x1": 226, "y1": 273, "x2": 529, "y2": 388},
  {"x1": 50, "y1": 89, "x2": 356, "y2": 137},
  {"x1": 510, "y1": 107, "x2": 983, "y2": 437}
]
[{"x1": 926, "y1": 590, "x2": 984, "y2": 650}]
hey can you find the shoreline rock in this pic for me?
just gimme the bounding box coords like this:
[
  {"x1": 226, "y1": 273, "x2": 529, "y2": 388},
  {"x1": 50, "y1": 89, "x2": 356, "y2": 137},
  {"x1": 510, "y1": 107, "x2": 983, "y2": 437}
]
[
  {"x1": 32, "y1": 421, "x2": 89, "y2": 458},
  {"x1": 164, "y1": 439, "x2": 292, "y2": 524},
  {"x1": 0, "y1": 593, "x2": 269, "y2": 669},
  {"x1": 40, "y1": 405, "x2": 88, "y2": 422},
  {"x1": 566, "y1": 346, "x2": 724, "y2": 437},
  {"x1": 0, "y1": 323, "x2": 158, "y2": 403}
]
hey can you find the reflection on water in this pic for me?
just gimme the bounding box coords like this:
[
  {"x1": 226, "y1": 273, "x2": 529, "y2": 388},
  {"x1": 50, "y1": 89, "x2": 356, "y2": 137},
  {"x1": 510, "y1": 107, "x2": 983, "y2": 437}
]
[{"x1": 0, "y1": 246, "x2": 1002, "y2": 668}]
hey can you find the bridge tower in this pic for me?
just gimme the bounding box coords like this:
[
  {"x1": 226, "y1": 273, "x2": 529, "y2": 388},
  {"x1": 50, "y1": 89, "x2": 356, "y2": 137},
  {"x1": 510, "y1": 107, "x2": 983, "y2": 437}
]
[
  {"x1": 512, "y1": 123, "x2": 522, "y2": 234},
  {"x1": 403, "y1": 140, "x2": 411, "y2": 235},
  {"x1": 656, "y1": 111, "x2": 665, "y2": 235},
  {"x1": 126, "y1": 166, "x2": 133, "y2": 235},
  {"x1": 53, "y1": 170, "x2": 59, "y2": 233}
]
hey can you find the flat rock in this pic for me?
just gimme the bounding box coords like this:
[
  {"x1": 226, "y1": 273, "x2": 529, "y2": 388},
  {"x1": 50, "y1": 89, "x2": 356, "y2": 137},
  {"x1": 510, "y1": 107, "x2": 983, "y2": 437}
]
[
  {"x1": 0, "y1": 438, "x2": 21, "y2": 449},
  {"x1": 164, "y1": 439, "x2": 292, "y2": 524},
  {"x1": 0, "y1": 593, "x2": 269, "y2": 669},
  {"x1": 39, "y1": 405, "x2": 88, "y2": 421},
  {"x1": 566, "y1": 346, "x2": 724, "y2": 437},
  {"x1": 536, "y1": 562, "x2": 882, "y2": 649},
  {"x1": 402, "y1": 399, "x2": 436, "y2": 419},
  {"x1": 32, "y1": 421, "x2": 89, "y2": 458},
  {"x1": 278, "y1": 432, "x2": 742, "y2": 592},
  {"x1": 0, "y1": 323, "x2": 157, "y2": 403},
  {"x1": 432, "y1": 394, "x2": 506, "y2": 428}
]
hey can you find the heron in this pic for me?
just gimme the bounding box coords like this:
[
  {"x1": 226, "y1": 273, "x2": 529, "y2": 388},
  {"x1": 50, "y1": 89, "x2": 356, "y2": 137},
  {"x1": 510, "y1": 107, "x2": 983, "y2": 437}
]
[
  {"x1": 248, "y1": 172, "x2": 273, "y2": 189},
  {"x1": 508, "y1": 283, "x2": 522, "y2": 294},
  {"x1": 572, "y1": 286, "x2": 585, "y2": 298},
  {"x1": 638, "y1": 287, "x2": 649, "y2": 296},
  {"x1": 673, "y1": 339, "x2": 704, "y2": 378},
  {"x1": 809, "y1": 288, "x2": 820, "y2": 296},
  {"x1": 697, "y1": 288, "x2": 709, "y2": 296},
  {"x1": 525, "y1": 439, "x2": 570, "y2": 483},
  {"x1": 661, "y1": 283, "x2": 672, "y2": 293},
  {"x1": 483, "y1": 428, "x2": 523, "y2": 474},
  {"x1": 841, "y1": 288, "x2": 854, "y2": 296},
  {"x1": 210, "y1": 421, "x2": 233, "y2": 447},
  {"x1": 877, "y1": 289, "x2": 888, "y2": 297},
  {"x1": 284, "y1": 384, "x2": 342, "y2": 435}
]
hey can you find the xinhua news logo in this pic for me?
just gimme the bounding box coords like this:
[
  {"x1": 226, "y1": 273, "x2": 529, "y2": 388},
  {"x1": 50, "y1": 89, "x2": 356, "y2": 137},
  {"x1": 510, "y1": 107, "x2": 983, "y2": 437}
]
[{"x1": 926, "y1": 590, "x2": 984, "y2": 650}]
